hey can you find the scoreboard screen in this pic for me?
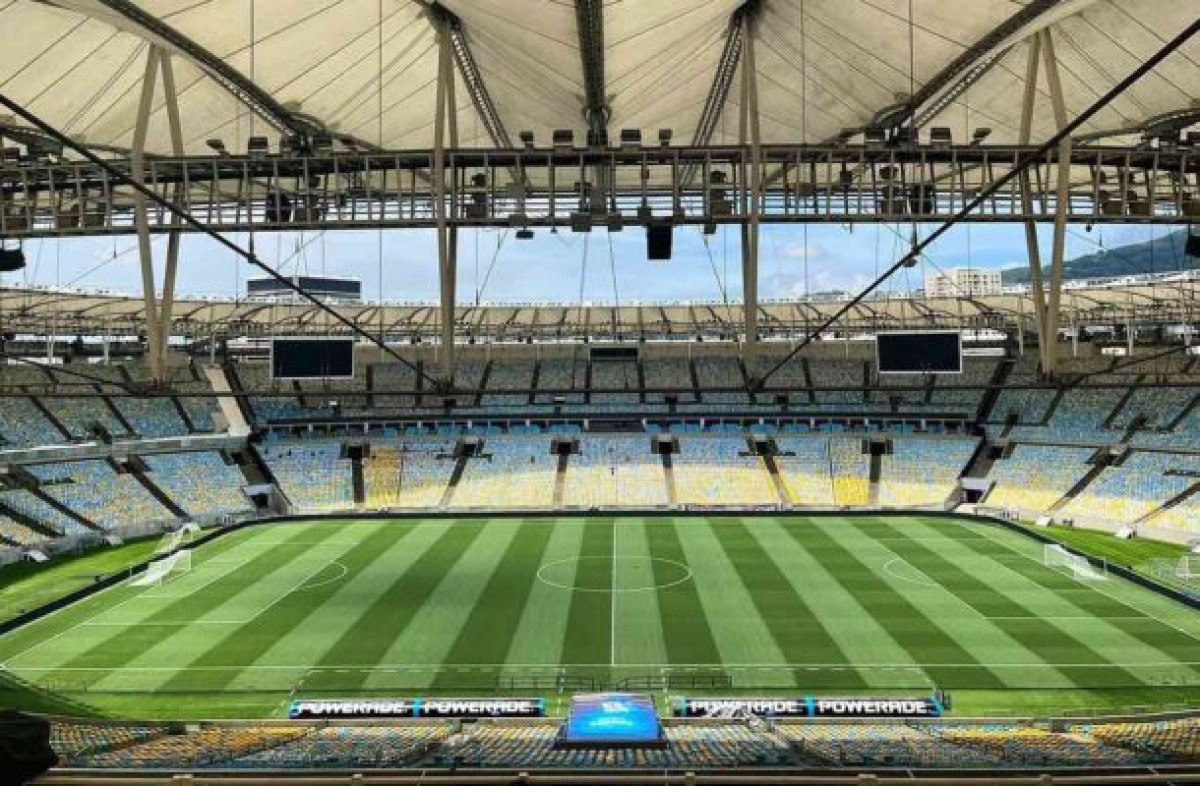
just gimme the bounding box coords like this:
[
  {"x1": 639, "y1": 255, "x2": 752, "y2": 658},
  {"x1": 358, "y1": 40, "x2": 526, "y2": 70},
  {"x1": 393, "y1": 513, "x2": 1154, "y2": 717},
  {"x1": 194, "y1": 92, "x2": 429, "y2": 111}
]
[
  {"x1": 270, "y1": 338, "x2": 355, "y2": 380},
  {"x1": 876, "y1": 331, "x2": 962, "y2": 374}
]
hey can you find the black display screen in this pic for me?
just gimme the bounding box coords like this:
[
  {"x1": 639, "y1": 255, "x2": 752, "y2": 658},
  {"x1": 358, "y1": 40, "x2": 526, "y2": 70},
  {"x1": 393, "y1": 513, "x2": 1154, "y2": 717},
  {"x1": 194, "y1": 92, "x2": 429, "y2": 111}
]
[
  {"x1": 271, "y1": 339, "x2": 355, "y2": 379},
  {"x1": 876, "y1": 331, "x2": 961, "y2": 374}
]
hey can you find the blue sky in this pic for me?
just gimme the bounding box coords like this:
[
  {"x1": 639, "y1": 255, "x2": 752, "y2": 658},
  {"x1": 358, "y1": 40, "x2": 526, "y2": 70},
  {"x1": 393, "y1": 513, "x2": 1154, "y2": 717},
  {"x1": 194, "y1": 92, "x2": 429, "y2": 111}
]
[{"x1": 1, "y1": 223, "x2": 1173, "y2": 304}]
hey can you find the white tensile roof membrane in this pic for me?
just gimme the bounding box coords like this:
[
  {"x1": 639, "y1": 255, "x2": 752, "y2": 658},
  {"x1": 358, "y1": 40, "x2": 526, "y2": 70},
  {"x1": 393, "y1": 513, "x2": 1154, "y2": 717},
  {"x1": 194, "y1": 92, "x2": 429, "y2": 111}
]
[{"x1": 0, "y1": 0, "x2": 1198, "y2": 156}]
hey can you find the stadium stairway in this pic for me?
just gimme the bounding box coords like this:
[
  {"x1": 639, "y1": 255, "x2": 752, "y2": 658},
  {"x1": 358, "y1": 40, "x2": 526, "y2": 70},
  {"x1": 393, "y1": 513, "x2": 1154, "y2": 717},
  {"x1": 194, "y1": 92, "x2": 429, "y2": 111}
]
[
  {"x1": 31, "y1": 487, "x2": 100, "y2": 532},
  {"x1": 439, "y1": 454, "x2": 469, "y2": 507},
  {"x1": 1137, "y1": 480, "x2": 1200, "y2": 526},
  {"x1": 867, "y1": 450, "x2": 882, "y2": 507},
  {"x1": 552, "y1": 453, "x2": 568, "y2": 508},
  {"x1": 28, "y1": 397, "x2": 72, "y2": 444},
  {"x1": 127, "y1": 458, "x2": 188, "y2": 518},
  {"x1": 976, "y1": 357, "x2": 1014, "y2": 422},
  {"x1": 661, "y1": 451, "x2": 679, "y2": 505},
  {"x1": 102, "y1": 395, "x2": 136, "y2": 436},
  {"x1": 206, "y1": 366, "x2": 251, "y2": 436},
  {"x1": 1165, "y1": 389, "x2": 1200, "y2": 431},
  {"x1": 799, "y1": 358, "x2": 817, "y2": 403},
  {"x1": 1103, "y1": 379, "x2": 1144, "y2": 429},
  {"x1": 1049, "y1": 449, "x2": 1112, "y2": 513},
  {"x1": 169, "y1": 393, "x2": 197, "y2": 433},
  {"x1": 1040, "y1": 386, "x2": 1068, "y2": 426},
  {"x1": 0, "y1": 500, "x2": 61, "y2": 540},
  {"x1": 762, "y1": 452, "x2": 792, "y2": 506},
  {"x1": 349, "y1": 446, "x2": 366, "y2": 505}
]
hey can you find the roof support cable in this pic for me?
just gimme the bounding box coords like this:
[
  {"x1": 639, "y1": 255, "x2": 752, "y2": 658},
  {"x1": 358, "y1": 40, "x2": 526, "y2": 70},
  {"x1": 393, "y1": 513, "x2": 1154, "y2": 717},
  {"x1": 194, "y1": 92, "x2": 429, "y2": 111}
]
[
  {"x1": 755, "y1": 14, "x2": 1200, "y2": 391},
  {"x1": 0, "y1": 93, "x2": 444, "y2": 392}
]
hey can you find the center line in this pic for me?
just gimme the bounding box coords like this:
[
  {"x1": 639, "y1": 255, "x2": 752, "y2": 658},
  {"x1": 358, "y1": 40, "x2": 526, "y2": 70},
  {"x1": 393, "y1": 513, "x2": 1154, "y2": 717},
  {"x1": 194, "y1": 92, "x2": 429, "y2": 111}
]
[{"x1": 611, "y1": 521, "x2": 618, "y2": 668}]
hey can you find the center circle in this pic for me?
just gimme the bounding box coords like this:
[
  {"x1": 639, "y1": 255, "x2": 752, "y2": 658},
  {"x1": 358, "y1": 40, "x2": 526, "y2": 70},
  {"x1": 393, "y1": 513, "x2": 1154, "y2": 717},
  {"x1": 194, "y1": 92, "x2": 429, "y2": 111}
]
[{"x1": 536, "y1": 556, "x2": 693, "y2": 593}]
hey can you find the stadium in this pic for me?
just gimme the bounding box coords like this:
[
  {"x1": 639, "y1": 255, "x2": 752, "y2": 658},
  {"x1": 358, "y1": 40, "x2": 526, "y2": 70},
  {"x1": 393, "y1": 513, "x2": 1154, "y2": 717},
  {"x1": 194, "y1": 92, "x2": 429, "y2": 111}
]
[{"x1": 1, "y1": 0, "x2": 1200, "y2": 782}]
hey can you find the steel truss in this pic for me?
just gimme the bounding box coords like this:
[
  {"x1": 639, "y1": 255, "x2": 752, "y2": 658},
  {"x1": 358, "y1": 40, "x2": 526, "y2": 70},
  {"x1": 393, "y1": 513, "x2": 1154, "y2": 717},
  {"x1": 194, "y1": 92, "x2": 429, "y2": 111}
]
[
  {"x1": 2, "y1": 144, "x2": 1199, "y2": 238},
  {"x1": 2, "y1": 274, "x2": 1195, "y2": 344}
]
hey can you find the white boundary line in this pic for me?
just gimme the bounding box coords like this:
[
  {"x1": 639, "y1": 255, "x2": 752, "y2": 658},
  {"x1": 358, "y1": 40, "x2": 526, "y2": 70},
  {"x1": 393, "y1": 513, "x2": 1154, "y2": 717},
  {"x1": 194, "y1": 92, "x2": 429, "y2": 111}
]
[
  {"x1": 6, "y1": 660, "x2": 1200, "y2": 673},
  {"x1": 610, "y1": 523, "x2": 617, "y2": 668},
  {"x1": 970, "y1": 524, "x2": 1200, "y2": 645}
]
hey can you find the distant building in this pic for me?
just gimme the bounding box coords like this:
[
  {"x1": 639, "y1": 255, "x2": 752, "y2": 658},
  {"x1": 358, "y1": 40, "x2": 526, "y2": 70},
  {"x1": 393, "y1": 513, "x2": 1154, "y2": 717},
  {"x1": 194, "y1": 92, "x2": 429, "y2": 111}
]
[
  {"x1": 246, "y1": 275, "x2": 361, "y2": 304},
  {"x1": 924, "y1": 268, "x2": 1002, "y2": 298}
]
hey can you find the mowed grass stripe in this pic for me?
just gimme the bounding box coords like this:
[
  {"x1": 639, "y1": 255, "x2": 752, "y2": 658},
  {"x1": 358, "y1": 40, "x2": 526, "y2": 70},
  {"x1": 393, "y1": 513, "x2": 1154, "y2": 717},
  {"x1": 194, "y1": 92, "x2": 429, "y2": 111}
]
[
  {"x1": 435, "y1": 521, "x2": 553, "y2": 676},
  {"x1": 676, "y1": 519, "x2": 791, "y2": 687},
  {"x1": 155, "y1": 522, "x2": 405, "y2": 695},
  {"x1": 559, "y1": 520, "x2": 612, "y2": 670},
  {"x1": 0, "y1": 527, "x2": 255, "y2": 663},
  {"x1": 753, "y1": 519, "x2": 927, "y2": 690},
  {"x1": 309, "y1": 521, "x2": 485, "y2": 692},
  {"x1": 869, "y1": 518, "x2": 1145, "y2": 690},
  {"x1": 502, "y1": 522, "x2": 586, "y2": 668},
  {"x1": 645, "y1": 518, "x2": 721, "y2": 666},
  {"x1": 611, "y1": 519, "x2": 669, "y2": 670},
  {"x1": 715, "y1": 518, "x2": 865, "y2": 689},
  {"x1": 369, "y1": 520, "x2": 523, "y2": 686},
  {"x1": 795, "y1": 521, "x2": 1005, "y2": 689},
  {"x1": 827, "y1": 519, "x2": 1071, "y2": 689},
  {"x1": 927, "y1": 519, "x2": 1200, "y2": 680},
  {"x1": 225, "y1": 521, "x2": 448, "y2": 694},
  {"x1": 950, "y1": 521, "x2": 1200, "y2": 652},
  {"x1": 22, "y1": 524, "x2": 334, "y2": 682},
  {"x1": 91, "y1": 524, "x2": 376, "y2": 693}
]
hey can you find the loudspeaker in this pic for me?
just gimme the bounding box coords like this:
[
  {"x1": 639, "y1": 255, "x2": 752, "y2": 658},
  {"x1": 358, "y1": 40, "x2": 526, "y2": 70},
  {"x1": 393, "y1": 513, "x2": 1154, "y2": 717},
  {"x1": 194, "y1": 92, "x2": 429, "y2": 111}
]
[
  {"x1": 647, "y1": 224, "x2": 673, "y2": 260},
  {"x1": 0, "y1": 711, "x2": 57, "y2": 785},
  {"x1": 0, "y1": 248, "x2": 25, "y2": 272},
  {"x1": 1186, "y1": 226, "x2": 1200, "y2": 258}
]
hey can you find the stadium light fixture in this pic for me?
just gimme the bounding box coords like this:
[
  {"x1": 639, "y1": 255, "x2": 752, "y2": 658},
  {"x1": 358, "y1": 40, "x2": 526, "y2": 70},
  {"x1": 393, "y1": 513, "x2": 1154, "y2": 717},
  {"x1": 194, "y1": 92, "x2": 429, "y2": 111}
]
[
  {"x1": 206, "y1": 138, "x2": 226, "y2": 155},
  {"x1": 971, "y1": 127, "x2": 992, "y2": 145},
  {"x1": 553, "y1": 129, "x2": 574, "y2": 151},
  {"x1": 519, "y1": 130, "x2": 535, "y2": 150},
  {"x1": 658, "y1": 128, "x2": 673, "y2": 147},
  {"x1": 619, "y1": 129, "x2": 641, "y2": 149}
]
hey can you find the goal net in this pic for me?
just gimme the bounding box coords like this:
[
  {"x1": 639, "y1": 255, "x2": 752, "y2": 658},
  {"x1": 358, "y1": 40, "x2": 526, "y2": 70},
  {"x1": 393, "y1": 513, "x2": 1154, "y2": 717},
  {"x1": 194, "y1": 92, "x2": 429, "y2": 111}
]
[
  {"x1": 1044, "y1": 544, "x2": 1107, "y2": 581},
  {"x1": 131, "y1": 549, "x2": 192, "y2": 587},
  {"x1": 154, "y1": 523, "x2": 200, "y2": 555},
  {"x1": 1177, "y1": 555, "x2": 1200, "y2": 581}
]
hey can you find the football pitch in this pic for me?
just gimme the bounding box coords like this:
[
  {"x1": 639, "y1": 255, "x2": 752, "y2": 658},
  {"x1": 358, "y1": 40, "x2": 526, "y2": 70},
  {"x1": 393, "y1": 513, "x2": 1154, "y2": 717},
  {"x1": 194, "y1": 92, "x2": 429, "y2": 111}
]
[{"x1": 1, "y1": 514, "x2": 1198, "y2": 720}]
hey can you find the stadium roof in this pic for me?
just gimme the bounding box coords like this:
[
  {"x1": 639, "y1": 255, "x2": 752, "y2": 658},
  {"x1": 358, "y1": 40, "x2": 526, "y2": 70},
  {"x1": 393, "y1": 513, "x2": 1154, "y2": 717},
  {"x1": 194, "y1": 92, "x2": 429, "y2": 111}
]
[
  {"x1": 3, "y1": 274, "x2": 1195, "y2": 340},
  {"x1": 3, "y1": 0, "x2": 1200, "y2": 158}
]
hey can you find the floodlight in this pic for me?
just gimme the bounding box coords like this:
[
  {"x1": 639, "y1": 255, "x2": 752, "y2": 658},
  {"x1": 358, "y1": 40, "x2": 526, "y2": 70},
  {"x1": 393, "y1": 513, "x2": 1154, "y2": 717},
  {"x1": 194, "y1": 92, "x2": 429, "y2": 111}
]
[{"x1": 552, "y1": 129, "x2": 574, "y2": 151}]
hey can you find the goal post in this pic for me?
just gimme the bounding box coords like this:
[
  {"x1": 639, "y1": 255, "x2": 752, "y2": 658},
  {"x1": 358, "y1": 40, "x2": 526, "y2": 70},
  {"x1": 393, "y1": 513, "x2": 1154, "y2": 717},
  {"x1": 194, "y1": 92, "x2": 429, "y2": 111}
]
[
  {"x1": 154, "y1": 523, "x2": 201, "y2": 555},
  {"x1": 1044, "y1": 543, "x2": 1107, "y2": 581},
  {"x1": 1177, "y1": 555, "x2": 1200, "y2": 581},
  {"x1": 131, "y1": 549, "x2": 193, "y2": 587}
]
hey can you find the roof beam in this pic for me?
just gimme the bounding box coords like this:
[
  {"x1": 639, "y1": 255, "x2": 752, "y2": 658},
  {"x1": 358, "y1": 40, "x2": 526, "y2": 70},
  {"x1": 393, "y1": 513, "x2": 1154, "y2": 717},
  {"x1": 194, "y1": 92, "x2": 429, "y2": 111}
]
[
  {"x1": 424, "y1": 3, "x2": 512, "y2": 148},
  {"x1": 574, "y1": 0, "x2": 608, "y2": 146},
  {"x1": 682, "y1": 2, "x2": 752, "y2": 187},
  {"x1": 49, "y1": 0, "x2": 375, "y2": 150},
  {"x1": 874, "y1": 0, "x2": 1098, "y2": 135}
]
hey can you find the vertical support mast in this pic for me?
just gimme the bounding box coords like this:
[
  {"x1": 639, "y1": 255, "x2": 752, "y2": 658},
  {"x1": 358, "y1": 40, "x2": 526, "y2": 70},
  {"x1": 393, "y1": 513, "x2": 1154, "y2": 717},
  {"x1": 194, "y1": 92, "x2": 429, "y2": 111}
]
[
  {"x1": 434, "y1": 13, "x2": 457, "y2": 385},
  {"x1": 739, "y1": 9, "x2": 761, "y2": 374},
  {"x1": 1041, "y1": 28, "x2": 1072, "y2": 379},
  {"x1": 1017, "y1": 34, "x2": 1050, "y2": 375},
  {"x1": 132, "y1": 45, "x2": 163, "y2": 381},
  {"x1": 157, "y1": 49, "x2": 185, "y2": 379}
]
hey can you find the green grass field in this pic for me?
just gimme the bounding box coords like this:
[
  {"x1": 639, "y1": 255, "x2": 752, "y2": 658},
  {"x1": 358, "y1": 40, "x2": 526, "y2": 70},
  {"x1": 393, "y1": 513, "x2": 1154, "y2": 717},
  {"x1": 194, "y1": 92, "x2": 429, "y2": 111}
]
[{"x1": 0, "y1": 514, "x2": 1198, "y2": 720}]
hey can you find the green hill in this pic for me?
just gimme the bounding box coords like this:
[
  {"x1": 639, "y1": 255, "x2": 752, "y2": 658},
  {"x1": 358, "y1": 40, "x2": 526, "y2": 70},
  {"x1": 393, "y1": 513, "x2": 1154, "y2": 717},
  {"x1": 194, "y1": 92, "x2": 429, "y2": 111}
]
[{"x1": 1000, "y1": 229, "x2": 1197, "y2": 285}]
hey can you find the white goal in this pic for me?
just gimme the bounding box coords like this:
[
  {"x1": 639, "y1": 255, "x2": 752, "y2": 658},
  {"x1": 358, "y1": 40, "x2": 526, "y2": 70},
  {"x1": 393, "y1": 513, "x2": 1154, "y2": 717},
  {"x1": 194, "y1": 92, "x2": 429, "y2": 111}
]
[
  {"x1": 154, "y1": 523, "x2": 200, "y2": 555},
  {"x1": 1177, "y1": 555, "x2": 1200, "y2": 582},
  {"x1": 1044, "y1": 544, "x2": 1107, "y2": 581},
  {"x1": 131, "y1": 549, "x2": 193, "y2": 587}
]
